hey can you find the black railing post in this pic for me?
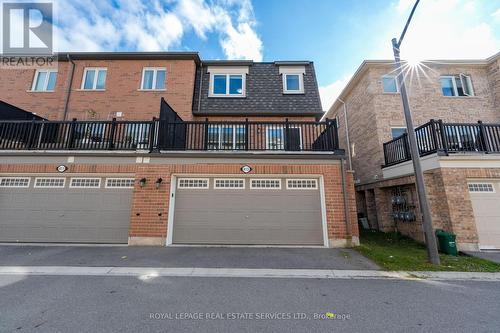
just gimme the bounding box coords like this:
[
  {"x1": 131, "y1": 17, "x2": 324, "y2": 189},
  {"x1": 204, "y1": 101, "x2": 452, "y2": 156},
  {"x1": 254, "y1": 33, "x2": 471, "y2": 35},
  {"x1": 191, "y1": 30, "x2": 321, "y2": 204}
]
[
  {"x1": 332, "y1": 118, "x2": 339, "y2": 151},
  {"x1": 26, "y1": 117, "x2": 36, "y2": 149},
  {"x1": 477, "y1": 120, "x2": 489, "y2": 153},
  {"x1": 383, "y1": 143, "x2": 388, "y2": 165},
  {"x1": 204, "y1": 118, "x2": 209, "y2": 150},
  {"x1": 67, "y1": 118, "x2": 77, "y2": 149},
  {"x1": 245, "y1": 118, "x2": 249, "y2": 151},
  {"x1": 149, "y1": 117, "x2": 157, "y2": 153},
  {"x1": 437, "y1": 119, "x2": 449, "y2": 155},
  {"x1": 285, "y1": 118, "x2": 289, "y2": 151},
  {"x1": 108, "y1": 117, "x2": 117, "y2": 150}
]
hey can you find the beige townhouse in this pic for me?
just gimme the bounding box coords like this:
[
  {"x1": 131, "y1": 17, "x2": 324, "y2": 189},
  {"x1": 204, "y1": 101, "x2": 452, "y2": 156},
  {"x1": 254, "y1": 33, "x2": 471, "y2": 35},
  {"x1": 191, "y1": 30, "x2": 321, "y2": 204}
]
[{"x1": 324, "y1": 52, "x2": 500, "y2": 251}]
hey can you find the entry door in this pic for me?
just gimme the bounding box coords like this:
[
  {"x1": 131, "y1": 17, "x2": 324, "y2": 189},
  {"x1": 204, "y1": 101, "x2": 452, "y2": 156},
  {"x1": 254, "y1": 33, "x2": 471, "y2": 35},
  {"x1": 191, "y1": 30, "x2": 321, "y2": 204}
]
[{"x1": 468, "y1": 182, "x2": 500, "y2": 249}]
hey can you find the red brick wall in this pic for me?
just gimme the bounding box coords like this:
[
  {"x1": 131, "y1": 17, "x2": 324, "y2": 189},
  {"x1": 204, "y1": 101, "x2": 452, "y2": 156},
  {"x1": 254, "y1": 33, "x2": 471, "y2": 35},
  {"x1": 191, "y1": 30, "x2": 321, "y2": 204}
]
[
  {"x1": 0, "y1": 59, "x2": 197, "y2": 121},
  {"x1": 0, "y1": 161, "x2": 358, "y2": 244}
]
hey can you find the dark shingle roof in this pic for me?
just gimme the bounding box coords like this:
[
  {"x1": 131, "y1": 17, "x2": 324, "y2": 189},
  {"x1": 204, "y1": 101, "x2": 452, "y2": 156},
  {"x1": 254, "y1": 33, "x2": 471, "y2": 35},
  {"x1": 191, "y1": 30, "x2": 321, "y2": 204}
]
[{"x1": 192, "y1": 62, "x2": 323, "y2": 116}]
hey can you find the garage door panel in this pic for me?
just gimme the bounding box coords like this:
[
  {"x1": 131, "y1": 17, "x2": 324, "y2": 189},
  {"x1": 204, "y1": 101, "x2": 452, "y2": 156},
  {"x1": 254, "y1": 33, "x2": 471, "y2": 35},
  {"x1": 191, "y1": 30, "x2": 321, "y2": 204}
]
[
  {"x1": 0, "y1": 177, "x2": 132, "y2": 243},
  {"x1": 469, "y1": 182, "x2": 500, "y2": 249},
  {"x1": 173, "y1": 177, "x2": 324, "y2": 245}
]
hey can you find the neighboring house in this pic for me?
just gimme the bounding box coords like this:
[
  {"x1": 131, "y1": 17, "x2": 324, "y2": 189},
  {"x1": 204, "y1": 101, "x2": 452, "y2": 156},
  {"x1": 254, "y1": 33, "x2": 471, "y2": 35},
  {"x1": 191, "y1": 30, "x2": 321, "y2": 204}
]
[
  {"x1": 324, "y1": 52, "x2": 500, "y2": 251},
  {"x1": 0, "y1": 52, "x2": 358, "y2": 248}
]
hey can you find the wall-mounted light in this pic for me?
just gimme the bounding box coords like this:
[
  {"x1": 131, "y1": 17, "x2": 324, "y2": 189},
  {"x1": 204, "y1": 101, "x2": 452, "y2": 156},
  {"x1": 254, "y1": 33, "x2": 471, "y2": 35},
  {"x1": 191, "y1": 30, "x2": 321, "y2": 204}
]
[
  {"x1": 155, "y1": 178, "x2": 163, "y2": 189},
  {"x1": 139, "y1": 178, "x2": 147, "y2": 188}
]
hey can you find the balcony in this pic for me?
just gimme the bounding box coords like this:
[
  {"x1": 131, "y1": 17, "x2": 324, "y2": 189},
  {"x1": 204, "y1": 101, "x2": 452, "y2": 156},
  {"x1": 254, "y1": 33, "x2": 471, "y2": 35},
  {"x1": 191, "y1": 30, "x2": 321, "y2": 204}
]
[
  {"x1": 0, "y1": 118, "x2": 341, "y2": 153},
  {"x1": 383, "y1": 119, "x2": 500, "y2": 167}
]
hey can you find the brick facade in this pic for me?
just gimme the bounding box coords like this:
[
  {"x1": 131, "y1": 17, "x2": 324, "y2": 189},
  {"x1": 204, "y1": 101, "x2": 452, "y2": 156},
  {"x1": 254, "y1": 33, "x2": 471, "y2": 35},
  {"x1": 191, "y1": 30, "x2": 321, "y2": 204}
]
[{"x1": 0, "y1": 159, "x2": 358, "y2": 247}]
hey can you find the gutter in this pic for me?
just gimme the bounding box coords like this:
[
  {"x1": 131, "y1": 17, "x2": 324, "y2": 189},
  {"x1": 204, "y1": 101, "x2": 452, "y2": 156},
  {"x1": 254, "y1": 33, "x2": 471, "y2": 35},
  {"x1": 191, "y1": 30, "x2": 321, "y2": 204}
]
[{"x1": 62, "y1": 54, "x2": 76, "y2": 121}]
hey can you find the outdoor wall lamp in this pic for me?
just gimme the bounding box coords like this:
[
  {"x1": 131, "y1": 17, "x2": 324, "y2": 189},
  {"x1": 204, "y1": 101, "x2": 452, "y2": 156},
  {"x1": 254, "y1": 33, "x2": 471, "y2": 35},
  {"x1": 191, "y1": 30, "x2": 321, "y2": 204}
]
[
  {"x1": 139, "y1": 178, "x2": 147, "y2": 188},
  {"x1": 155, "y1": 178, "x2": 163, "y2": 189}
]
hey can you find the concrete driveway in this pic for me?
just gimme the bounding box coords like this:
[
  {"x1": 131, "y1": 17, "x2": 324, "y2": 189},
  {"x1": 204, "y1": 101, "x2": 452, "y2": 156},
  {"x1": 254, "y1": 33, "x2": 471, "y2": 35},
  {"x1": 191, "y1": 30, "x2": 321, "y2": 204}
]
[
  {"x1": 0, "y1": 245, "x2": 379, "y2": 270},
  {"x1": 465, "y1": 251, "x2": 500, "y2": 264}
]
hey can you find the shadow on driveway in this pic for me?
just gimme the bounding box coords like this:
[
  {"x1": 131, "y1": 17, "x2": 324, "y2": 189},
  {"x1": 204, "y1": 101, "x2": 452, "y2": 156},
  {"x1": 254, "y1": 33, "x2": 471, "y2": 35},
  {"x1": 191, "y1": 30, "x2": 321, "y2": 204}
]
[
  {"x1": 0, "y1": 245, "x2": 380, "y2": 270},
  {"x1": 465, "y1": 251, "x2": 500, "y2": 264}
]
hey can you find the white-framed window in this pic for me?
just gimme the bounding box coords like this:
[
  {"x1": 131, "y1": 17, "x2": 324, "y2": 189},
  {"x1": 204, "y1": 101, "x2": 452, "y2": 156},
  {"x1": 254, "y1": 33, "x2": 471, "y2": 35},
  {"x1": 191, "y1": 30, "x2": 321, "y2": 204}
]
[
  {"x1": 70, "y1": 178, "x2": 101, "y2": 188},
  {"x1": 214, "y1": 178, "x2": 245, "y2": 189},
  {"x1": 279, "y1": 66, "x2": 305, "y2": 94},
  {"x1": 266, "y1": 126, "x2": 284, "y2": 150},
  {"x1": 32, "y1": 69, "x2": 57, "y2": 92},
  {"x1": 391, "y1": 127, "x2": 407, "y2": 139},
  {"x1": 382, "y1": 76, "x2": 398, "y2": 93},
  {"x1": 0, "y1": 177, "x2": 30, "y2": 188},
  {"x1": 81, "y1": 68, "x2": 107, "y2": 90},
  {"x1": 140, "y1": 67, "x2": 166, "y2": 90},
  {"x1": 286, "y1": 179, "x2": 318, "y2": 190},
  {"x1": 440, "y1": 74, "x2": 474, "y2": 97},
  {"x1": 208, "y1": 66, "x2": 248, "y2": 97},
  {"x1": 178, "y1": 178, "x2": 209, "y2": 189},
  {"x1": 105, "y1": 178, "x2": 135, "y2": 188},
  {"x1": 207, "y1": 125, "x2": 246, "y2": 150},
  {"x1": 34, "y1": 177, "x2": 65, "y2": 188},
  {"x1": 250, "y1": 179, "x2": 281, "y2": 189},
  {"x1": 468, "y1": 183, "x2": 495, "y2": 193}
]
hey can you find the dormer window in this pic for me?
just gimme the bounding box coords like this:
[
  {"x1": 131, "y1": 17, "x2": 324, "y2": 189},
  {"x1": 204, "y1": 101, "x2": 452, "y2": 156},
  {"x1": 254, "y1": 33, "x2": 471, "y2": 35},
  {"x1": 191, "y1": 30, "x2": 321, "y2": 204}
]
[
  {"x1": 279, "y1": 66, "x2": 305, "y2": 94},
  {"x1": 208, "y1": 66, "x2": 248, "y2": 97}
]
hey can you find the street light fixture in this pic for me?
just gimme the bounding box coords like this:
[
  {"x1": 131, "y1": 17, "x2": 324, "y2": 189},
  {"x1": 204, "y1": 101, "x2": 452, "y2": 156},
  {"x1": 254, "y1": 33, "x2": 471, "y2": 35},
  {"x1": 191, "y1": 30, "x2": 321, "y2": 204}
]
[{"x1": 391, "y1": 0, "x2": 441, "y2": 265}]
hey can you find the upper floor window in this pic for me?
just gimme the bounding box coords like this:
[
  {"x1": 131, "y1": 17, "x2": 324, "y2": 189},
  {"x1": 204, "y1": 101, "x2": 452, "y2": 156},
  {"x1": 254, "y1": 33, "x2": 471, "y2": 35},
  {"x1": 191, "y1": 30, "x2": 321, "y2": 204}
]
[
  {"x1": 208, "y1": 66, "x2": 249, "y2": 98},
  {"x1": 279, "y1": 66, "x2": 305, "y2": 94},
  {"x1": 391, "y1": 127, "x2": 406, "y2": 139},
  {"x1": 440, "y1": 74, "x2": 474, "y2": 97},
  {"x1": 382, "y1": 76, "x2": 398, "y2": 93},
  {"x1": 82, "y1": 68, "x2": 107, "y2": 90},
  {"x1": 32, "y1": 69, "x2": 57, "y2": 92},
  {"x1": 141, "y1": 67, "x2": 166, "y2": 90}
]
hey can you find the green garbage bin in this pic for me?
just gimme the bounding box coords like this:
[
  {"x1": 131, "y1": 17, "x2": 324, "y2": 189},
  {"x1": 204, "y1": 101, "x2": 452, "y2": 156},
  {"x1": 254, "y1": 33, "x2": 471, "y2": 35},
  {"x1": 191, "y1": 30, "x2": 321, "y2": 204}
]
[{"x1": 435, "y1": 229, "x2": 458, "y2": 256}]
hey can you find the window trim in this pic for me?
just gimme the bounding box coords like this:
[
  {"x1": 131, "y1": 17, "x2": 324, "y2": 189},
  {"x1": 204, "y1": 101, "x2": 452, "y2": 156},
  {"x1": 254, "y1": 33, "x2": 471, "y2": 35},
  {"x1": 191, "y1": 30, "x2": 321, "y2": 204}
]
[
  {"x1": 34, "y1": 177, "x2": 66, "y2": 188},
  {"x1": 282, "y1": 73, "x2": 304, "y2": 94},
  {"x1": 209, "y1": 73, "x2": 246, "y2": 97},
  {"x1": 286, "y1": 179, "x2": 318, "y2": 190},
  {"x1": 31, "y1": 69, "x2": 58, "y2": 92},
  {"x1": 81, "y1": 67, "x2": 108, "y2": 91},
  {"x1": 382, "y1": 75, "x2": 399, "y2": 93},
  {"x1": 213, "y1": 178, "x2": 246, "y2": 190},
  {"x1": 468, "y1": 183, "x2": 495, "y2": 193},
  {"x1": 177, "y1": 178, "x2": 210, "y2": 189},
  {"x1": 440, "y1": 74, "x2": 474, "y2": 97},
  {"x1": 105, "y1": 178, "x2": 135, "y2": 189},
  {"x1": 0, "y1": 177, "x2": 30, "y2": 188},
  {"x1": 69, "y1": 177, "x2": 101, "y2": 188},
  {"x1": 139, "y1": 67, "x2": 167, "y2": 91},
  {"x1": 250, "y1": 179, "x2": 282, "y2": 190}
]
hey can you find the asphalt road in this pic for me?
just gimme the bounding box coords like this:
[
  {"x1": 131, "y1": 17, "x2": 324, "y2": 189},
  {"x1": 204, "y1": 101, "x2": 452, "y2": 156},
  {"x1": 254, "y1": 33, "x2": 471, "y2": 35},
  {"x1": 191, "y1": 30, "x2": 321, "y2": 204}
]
[{"x1": 1, "y1": 275, "x2": 498, "y2": 333}]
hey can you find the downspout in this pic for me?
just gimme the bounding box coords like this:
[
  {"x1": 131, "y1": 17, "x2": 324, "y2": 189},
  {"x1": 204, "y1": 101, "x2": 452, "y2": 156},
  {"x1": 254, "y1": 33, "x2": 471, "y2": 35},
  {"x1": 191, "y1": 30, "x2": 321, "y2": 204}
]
[
  {"x1": 197, "y1": 61, "x2": 203, "y2": 113},
  {"x1": 337, "y1": 98, "x2": 352, "y2": 170},
  {"x1": 62, "y1": 54, "x2": 76, "y2": 120},
  {"x1": 340, "y1": 156, "x2": 353, "y2": 246}
]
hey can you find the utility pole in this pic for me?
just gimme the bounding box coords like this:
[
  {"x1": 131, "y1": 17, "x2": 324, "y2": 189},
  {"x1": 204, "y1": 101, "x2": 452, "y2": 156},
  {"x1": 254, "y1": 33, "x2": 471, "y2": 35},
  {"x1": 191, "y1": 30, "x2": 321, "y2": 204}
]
[{"x1": 391, "y1": 0, "x2": 440, "y2": 265}]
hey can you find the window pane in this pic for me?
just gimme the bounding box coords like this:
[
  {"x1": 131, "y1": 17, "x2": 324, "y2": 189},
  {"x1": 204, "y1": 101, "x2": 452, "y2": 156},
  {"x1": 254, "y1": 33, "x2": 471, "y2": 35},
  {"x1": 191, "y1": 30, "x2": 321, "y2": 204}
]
[
  {"x1": 440, "y1": 78, "x2": 455, "y2": 96},
  {"x1": 84, "y1": 70, "x2": 95, "y2": 89},
  {"x1": 462, "y1": 75, "x2": 472, "y2": 96},
  {"x1": 96, "y1": 70, "x2": 106, "y2": 89},
  {"x1": 267, "y1": 128, "x2": 284, "y2": 149},
  {"x1": 286, "y1": 74, "x2": 300, "y2": 91},
  {"x1": 143, "y1": 70, "x2": 154, "y2": 89},
  {"x1": 383, "y1": 77, "x2": 397, "y2": 93},
  {"x1": 155, "y1": 70, "x2": 166, "y2": 90},
  {"x1": 207, "y1": 126, "x2": 219, "y2": 150},
  {"x1": 221, "y1": 126, "x2": 234, "y2": 149},
  {"x1": 34, "y1": 71, "x2": 47, "y2": 91},
  {"x1": 235, "y1": 126, "x2": 246, "y2": 149},
  {"x1": 229, "y1": 75, "x2": 243, "y2": 94},
  {"x1": 46, "y1": 72, "x2": 57, "y2": 91},
  {"x1": 213, "y1": 75, "x2": 227, "y2": 94},
  {"x1": 391, "y1": 128, "x2": 406, "y2": 139}
]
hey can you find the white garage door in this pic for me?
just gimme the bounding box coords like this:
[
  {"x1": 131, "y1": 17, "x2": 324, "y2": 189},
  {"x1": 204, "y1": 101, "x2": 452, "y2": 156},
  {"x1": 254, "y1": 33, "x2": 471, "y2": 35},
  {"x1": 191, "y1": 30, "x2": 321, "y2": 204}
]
[
  {"x1": 0, "y1": 176, "x2": 134, "y2": 243},
  {"x1": 171, "y1": 177, "x2": 325, "y2": 245},
  {"x1": 468, "y1": 182, "x2": 500, "y2": 249}
]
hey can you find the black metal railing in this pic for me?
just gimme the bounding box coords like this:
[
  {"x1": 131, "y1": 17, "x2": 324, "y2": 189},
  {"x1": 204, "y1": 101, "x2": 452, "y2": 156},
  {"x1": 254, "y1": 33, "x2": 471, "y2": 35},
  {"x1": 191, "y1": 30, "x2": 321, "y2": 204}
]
[
  {"x1": 383, "y1": 119, "x2": 500, "y2": 166},
  {"x1": 0, "y1": 118, "x2": 340, "y2": 153}
]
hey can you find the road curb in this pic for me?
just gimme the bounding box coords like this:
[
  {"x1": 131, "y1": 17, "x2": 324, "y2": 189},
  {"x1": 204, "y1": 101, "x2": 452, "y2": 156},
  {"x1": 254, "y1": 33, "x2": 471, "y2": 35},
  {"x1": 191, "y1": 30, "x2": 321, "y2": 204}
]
[{"x1": 0, "y1": 266, "x2": 499, "y2": 281}]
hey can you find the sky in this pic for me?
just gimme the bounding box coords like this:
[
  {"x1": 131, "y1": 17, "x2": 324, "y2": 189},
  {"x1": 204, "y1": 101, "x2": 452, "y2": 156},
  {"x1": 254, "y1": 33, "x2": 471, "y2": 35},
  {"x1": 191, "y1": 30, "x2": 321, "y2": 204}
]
[{"x1": 7, "y1": 0, "x2": 500, "y2": 111}]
